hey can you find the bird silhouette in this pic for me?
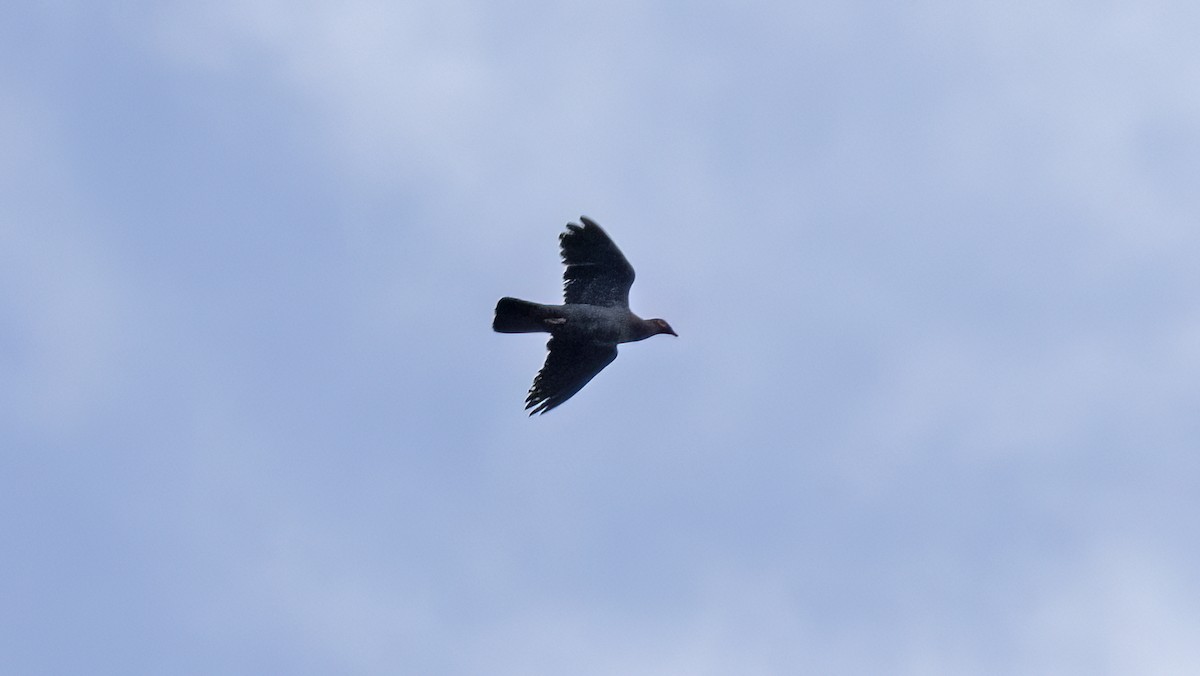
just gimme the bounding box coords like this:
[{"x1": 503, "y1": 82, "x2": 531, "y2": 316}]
[{"x1": 493, "y1": 217, "x2": 676, "y2": 414}]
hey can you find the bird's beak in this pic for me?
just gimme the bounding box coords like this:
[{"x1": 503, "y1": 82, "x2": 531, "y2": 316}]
[{"x1": 666, "y1": 327, "x2": 678, "y2": 337}]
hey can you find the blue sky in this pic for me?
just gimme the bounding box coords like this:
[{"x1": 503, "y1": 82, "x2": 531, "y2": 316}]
[{"x1": 3, "y1": 1, "x2": 1199, "y2": 674}]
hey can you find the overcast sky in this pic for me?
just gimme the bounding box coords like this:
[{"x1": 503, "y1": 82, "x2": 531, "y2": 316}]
[{"x1": 3, "y1": 2, "x2": 1200, "y2": 674}]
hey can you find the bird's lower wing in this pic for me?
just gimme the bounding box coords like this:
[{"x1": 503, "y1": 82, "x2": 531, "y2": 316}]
[{"x1": 525, "y1": 339, "x2": 618, "y2": 415}]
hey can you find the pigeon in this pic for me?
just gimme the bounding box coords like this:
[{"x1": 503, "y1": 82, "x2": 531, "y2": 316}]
[{"x1": 493, "y1": 217, "x2": 677, "y2": 414}]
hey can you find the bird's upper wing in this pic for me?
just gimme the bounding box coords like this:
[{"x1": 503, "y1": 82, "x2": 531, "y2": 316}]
[
  {"x1": 560, "y1": 217, "x2": 636, "y2": 308},
  {"x1": 525, "y1": 337, "x2": 619, "y2": 415}
]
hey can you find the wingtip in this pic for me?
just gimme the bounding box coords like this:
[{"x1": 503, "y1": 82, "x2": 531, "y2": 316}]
[
  {"x1": 524, "y1": 392, "x2": 559, "y2": 415},
  {"x1": 564, "y1": 216, "x2": 604, "y2": 238}
]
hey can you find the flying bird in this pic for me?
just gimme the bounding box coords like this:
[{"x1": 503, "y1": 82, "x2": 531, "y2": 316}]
[{"x1": 493, "y1": 217, "x2": 677, "y2": 414}]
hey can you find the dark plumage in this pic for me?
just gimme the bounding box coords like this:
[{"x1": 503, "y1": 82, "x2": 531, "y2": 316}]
[{"x1": 494, "y1": 217, "x2": 676, "y2": 414}]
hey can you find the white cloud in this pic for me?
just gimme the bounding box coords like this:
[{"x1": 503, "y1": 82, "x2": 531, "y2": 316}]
[
  {"x1": 0, "y1": 85, "x2": 133, "y2": 440},
  {"x1": 151, "y1": 1, "x2": 501, "y2": 187},
  {"x1": 1024, "y1": 547, "x2": 1200, "y2": 676}
]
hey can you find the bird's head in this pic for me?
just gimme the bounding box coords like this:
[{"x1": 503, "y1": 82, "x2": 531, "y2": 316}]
[{"x1": 650, "y1": 318, "x2": 677, "y2": 337}]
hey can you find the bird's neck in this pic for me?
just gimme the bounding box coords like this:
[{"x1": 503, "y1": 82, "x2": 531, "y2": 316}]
[{"x1": 627, "y1": 317, "x2": 660, "y2": 342}]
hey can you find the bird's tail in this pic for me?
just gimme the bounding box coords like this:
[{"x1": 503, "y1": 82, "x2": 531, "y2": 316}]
[{"x1": 493, "y1": 297, "x2": 554, "y2": 333}]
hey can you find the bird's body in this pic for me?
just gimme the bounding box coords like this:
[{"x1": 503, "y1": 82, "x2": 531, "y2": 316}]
[
  {"x1": 495, "y1": 300, "x2": 662, "y2": 344},
  {"x1": 493, "y1": 217, "x2": 676, "y2": 414}
]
